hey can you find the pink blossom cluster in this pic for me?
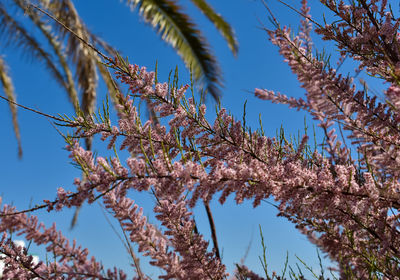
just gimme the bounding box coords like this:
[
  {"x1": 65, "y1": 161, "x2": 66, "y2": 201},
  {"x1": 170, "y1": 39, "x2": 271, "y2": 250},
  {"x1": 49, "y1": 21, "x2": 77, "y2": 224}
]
[
  {"x1": 255, "y1": 0, "x2": 400, "y2": 278},
  {"x1": 317, "y1": 0, "x2": 400, "y2": 81},
  {"x1": 1, "y1": 0, "x2": 400, "y2": 279},
  {"x1": 0, "y1": 204, "x2": 126, "y2": 279}
]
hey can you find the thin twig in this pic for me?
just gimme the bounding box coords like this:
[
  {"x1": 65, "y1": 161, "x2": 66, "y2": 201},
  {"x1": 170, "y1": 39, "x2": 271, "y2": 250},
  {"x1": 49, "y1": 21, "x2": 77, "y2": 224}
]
[
  {"x1": 0, "y1": 95, "x2": 64, "y2": 122},
  {"x1": 276, "y1": 0, "x2": 322, "y2": 28},
  {"x1": 204, "y1": 201, "x2": 221, "y2": 260},
  {"x1": 98, "y1": 203, "x2": 146, "y2": 279}
]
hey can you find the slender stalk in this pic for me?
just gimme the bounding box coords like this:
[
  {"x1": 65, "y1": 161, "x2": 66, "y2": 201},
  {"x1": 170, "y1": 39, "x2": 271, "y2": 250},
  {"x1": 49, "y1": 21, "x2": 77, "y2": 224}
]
[{"x1": 204, "y1": 201, "x2": 220, "y2": 260}]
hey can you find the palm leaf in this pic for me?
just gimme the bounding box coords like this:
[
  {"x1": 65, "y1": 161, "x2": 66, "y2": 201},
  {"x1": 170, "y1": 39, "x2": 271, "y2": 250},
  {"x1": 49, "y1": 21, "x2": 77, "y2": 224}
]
[
  {"x1": 0, "y1": 56, "x2": 22, "y2": 158},
  {"x1": 37, "y1": 0, "x2": 114, "y2": 228},
  {"x1": 190, "y1": 0, "x2": 238, "y2": 56},
  {"x1": 0, "y1": 3, "x2": 70, "y2": 96},
  {"x1": 44, "y1": 0, "x2": 98, "y2": 119},
  {"x1": 32, "y1": 0, "x2": 121, "y2": 112},
  {"x1": 13, "y1": 0, "x2": 80, "y2": 110},
  {"x1": 125, "y1": 0, "x2": 222, "y2": 100}
]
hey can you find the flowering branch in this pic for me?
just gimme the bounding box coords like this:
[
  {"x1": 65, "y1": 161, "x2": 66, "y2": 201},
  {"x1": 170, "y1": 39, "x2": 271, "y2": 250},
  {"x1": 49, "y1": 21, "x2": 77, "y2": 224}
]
[{"x1": 2, "y1": 0, "x2": 400, "y2": 279}]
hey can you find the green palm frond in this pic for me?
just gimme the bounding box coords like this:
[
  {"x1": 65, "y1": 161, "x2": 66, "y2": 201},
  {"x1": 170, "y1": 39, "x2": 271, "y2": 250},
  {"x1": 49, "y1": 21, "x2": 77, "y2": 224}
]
[
  {"x1": 0, "y1": 56, "x2": 22, "y2": 158},
  {"x1": 190, "y1": 0, "x2": 238, "y2": 56},
  {"x1": 125, "y1": 0, "x2": 222, "y2": 100}
]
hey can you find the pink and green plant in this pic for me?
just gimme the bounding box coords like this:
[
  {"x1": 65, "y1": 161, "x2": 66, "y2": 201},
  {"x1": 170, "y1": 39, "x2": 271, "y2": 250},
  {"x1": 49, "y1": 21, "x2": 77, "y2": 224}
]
[{"x1": 1, "y1": 0, "x2": 400, "y2": 279}]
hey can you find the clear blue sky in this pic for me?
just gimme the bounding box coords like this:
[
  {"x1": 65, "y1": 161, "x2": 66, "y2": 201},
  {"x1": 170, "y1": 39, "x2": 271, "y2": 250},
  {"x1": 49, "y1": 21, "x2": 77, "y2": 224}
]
[{"x1": 0, "y1": 0, "x2": 387, "y2": 278}]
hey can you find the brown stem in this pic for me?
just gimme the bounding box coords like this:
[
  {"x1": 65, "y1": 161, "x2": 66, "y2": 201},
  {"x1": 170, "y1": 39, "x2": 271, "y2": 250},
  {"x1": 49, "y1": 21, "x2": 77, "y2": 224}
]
[{"x1": 204, "y1": 201, "x2": 221, "y2": 260}]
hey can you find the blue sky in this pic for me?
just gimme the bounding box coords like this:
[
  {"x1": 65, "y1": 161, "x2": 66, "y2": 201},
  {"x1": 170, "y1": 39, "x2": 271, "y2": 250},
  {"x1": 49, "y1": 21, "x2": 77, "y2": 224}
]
[{"x1": 0, "y1": 0, "x2": 390, "y2": 278}]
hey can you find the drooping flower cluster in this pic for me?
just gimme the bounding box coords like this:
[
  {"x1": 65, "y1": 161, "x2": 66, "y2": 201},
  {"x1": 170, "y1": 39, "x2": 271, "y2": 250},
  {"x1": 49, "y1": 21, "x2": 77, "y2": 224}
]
[{"x1": 1, "y1": 0, "x2": 400, "y2": 279}]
